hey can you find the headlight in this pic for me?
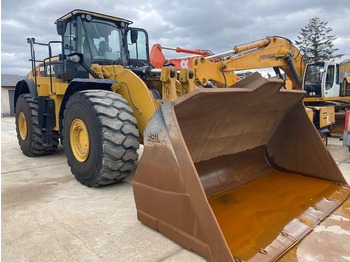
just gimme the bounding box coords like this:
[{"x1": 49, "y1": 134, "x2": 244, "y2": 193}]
[{"x1": 81, "y1": 14, "x2": 92, "y2": 21}]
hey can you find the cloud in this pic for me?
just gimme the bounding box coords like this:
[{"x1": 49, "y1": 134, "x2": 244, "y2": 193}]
[{"x1": 2, "y1": 0, "x2": 350, "y2": 75}]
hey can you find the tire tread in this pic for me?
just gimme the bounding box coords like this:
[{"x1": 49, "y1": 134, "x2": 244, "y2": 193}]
[
  {"x1": 16, "y1": 94, "x2": 58, "y2": 156},
  {"x1": 63, "y1": 90, "x2": 139, "y2": 187}
]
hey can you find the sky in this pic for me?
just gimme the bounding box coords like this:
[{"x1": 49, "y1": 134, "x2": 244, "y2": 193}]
[{"x1": 2, "y1": 0, "x2": 350, "y2": 76}]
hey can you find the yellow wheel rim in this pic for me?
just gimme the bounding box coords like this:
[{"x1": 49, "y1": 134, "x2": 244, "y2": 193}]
[
  {"x1": 70, "y1": 118, "x2": 90, "y2": 162},
  {"x1": 321, "y1": 136, "x2": 327, "y2": 146},
  {"x1": 18, "y1": 112, "x2": 28, "y2": 140}
]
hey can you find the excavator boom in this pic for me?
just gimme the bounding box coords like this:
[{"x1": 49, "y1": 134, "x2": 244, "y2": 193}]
[{"x1": 192, "y1": 36, "x2": 305, "y2": 89}]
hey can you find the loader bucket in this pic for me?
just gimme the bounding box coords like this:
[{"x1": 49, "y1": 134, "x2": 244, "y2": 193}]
[{"x1": 133, "y1": 73, "x2": 350, "y2": 262}]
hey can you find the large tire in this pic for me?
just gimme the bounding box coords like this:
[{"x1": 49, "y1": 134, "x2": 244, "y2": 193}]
[
  {"x1": 62, "y1": 90, "x2": 139, "y2": 187},
  {"x1": 15, "y1": 94, "x2": 59, "y2": 156}
]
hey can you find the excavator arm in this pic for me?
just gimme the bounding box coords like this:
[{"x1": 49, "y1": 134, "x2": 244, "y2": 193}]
[
  {"x1": 192, "y1": 36, "x2": 306, "y2": 89},
  {"x1": 150, "y1": 43, "x2": 213, "y2": 69}
]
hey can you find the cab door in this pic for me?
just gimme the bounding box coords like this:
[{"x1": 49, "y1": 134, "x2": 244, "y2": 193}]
[{"x1": 323, "y1": 63, "x2": 340, "y2": 97}]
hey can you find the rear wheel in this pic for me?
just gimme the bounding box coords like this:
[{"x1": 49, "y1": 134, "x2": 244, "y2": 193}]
[
  {"x1": 15, "y1": 94, "x2": 59, "y2": 156},
  {"x1": 62, "y1": 90, "x2": 139, "y2": 187}
]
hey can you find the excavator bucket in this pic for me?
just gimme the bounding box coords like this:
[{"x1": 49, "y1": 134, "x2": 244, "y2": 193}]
[{"x1": 133, "y1": 73, "x2": 350, "y2": 262}]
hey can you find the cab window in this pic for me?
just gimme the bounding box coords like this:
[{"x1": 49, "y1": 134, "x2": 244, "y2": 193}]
[
  {"x1": 127, "y1": 29, "x2": 149, "y2": 61},
  {"x1": 325, "y1": 65, "x2": 335, "y2": 90}
]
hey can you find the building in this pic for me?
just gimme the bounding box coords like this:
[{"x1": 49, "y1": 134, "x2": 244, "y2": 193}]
[{"x1": 1, "y1": 74, "x2": 24, "y2": 116}]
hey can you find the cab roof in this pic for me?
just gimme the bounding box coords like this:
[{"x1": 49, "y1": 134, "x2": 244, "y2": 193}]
[{"x1": 55, "y1": 9, "x2": 133, "y2": 25}]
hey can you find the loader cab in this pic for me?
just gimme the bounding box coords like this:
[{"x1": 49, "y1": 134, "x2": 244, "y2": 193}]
[
  {"x1": 56, "y1": 10, "x2": 150, "y2": 77},
  {"x1": 303, "y1": 61, "x2": 340, "y2": 98}
]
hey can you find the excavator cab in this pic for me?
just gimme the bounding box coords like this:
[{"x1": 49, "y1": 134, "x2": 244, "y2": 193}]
[{"x1": 303, "y1": 62, "x2": 340, "y2": 98}]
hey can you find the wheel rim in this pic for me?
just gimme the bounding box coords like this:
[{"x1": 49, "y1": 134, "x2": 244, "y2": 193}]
[
  {"x1": 18, "y1": 112, "x2": 28, "y2": 140},
  {"x1": 70, "y1": 118, "x2": 90, "y2": 162},
  {"x1": 322, "y1": 136, "x2": 327, "y2": 146}
]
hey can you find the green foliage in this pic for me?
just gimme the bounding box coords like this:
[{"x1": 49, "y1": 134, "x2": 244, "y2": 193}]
[{"x1": 295, "y1": 17, "x2": 343, "y2": 63}]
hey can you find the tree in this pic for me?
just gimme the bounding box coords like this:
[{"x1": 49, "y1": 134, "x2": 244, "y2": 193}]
[{"x1": 295, "y1": 17, "x2": 343, "y2": 63}]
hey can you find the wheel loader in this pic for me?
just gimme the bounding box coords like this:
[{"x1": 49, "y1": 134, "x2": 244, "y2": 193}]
[{"x1": 14, "y1": 9, "x2": 350, "y2": 262}]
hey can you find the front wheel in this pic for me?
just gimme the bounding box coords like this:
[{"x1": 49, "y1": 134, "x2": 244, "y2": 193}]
[{"x1": 62, "y1": 90, "x2": 139, "y2": 187}]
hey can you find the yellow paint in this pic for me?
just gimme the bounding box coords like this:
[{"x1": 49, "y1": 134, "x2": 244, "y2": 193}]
[
  {"x1": 192, "y1": 57, "x2": 237, "y2": 87},
  {"x1": 179, "y1": 68, "x2": 196, "y2": 94},
  {"x1": 33, "y1": 77, "x2": 66, "y2": 131},
  {"x1": 36, "y1": 77, "x2": 65, "y2": 96},
  {"x1": 161, "y1": 67, "x2": 178, "y2": 100},
  {"x1": 304, "y1": 96, "x2": 350, "y2": 102},
  {"x1": 51, "y1": 95, "x2": 63, "y2": 131},
  {"x1": 305, "y1": 107, "x2": 313, "y2": 122},
  {"x1": 208, "y1": 171, "x2": 343, "y2": 261},
  {"x1": 89, "y1": 64, "x2": 158, "y2": 138},
  {"x1": 192, "y1": 36, "x2": 305, "y2": 89},
  {"x1": 18, "y1": 112, "x2": 28, "y2": 140},
  {"x1": 317, "y1": 106, "x2": 335, "y2": 128},
  {"x1": 28, "y1": 63, "x2": 159, "y2": 138},
  {"x1": 70, "y1": 118, "x2": 90, "y2": 162},
  {"x1": 56, "y1": 10, "x2": 132, "y2": 25},
  {"x1": 111, "y1": 65, "x2": 158, "y2": 138},
  {"x1": 52, "y1": 82, "x2": 69, "y2": 95}
]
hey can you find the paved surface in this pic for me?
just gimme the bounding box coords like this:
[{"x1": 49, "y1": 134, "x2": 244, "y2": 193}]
[
  {"x1": 1, "y1": 117, "x2": 203, "y2": 262},
  {"x1": 2, "y1": 116, "x2": 350, "y2": 262}
]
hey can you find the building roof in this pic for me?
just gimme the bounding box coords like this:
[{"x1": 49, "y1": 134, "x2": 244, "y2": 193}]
[{"x1": 1, "y1": 74, "x2": 24, "y2": 87}]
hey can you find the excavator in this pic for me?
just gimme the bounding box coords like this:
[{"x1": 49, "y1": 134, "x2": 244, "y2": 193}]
[
  {"x1": 303, "y1": 59, "x2": 350, "y2": 136},
  {"x1": 150, "y1": 39, "x2": 350, "y2": 96},
  {"x1": 150, "y1": 38, "x2": 350, "y2": 144},
  {"x1": 14, "y1": 10, "x2": 349, "y2": 262}
]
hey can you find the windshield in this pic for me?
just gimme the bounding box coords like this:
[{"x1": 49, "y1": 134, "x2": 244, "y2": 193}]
[
  {"x1": 62, "y1": 15, "x2": 149, "y2": 66},
  {"x1": 80, "y1": 17, "x2": 123, "y2": 64},
  {"x1": 303, "y1": 63, "x2": 325, "y2": 97},
  {"x1": 304, "y1": 63, "x2": 324, "y2": 86}
]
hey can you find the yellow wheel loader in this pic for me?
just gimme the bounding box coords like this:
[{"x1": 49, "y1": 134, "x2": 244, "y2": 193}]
[
  {"x1": 15, "y1": 10, "x2": 154, "y2": 186},
  {"x1": 15, "y1": 10, "x2": 350, "y2": 261}
]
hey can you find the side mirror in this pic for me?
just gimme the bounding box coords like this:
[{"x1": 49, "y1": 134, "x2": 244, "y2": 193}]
[
  {"x1": 56, "y1": 20, "x2": 67, "y2": 36},
  {"x1": 66, "y1": 53, "x2": 100, "y2": 79},
  {"x1": 67, "y1": 53, "x2": 84, "y2": 64},
  {"x1": 130, "y1": 29, "x2": 138, "y2": 44}
]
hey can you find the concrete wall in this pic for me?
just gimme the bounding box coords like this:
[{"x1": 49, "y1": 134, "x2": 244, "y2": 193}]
[
  {"x1": 2, "y1": 86, "x2": 15, "y2": 117},
  {"x1": 1, "y1": 74, "x2": 24, "y2": 117}
]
